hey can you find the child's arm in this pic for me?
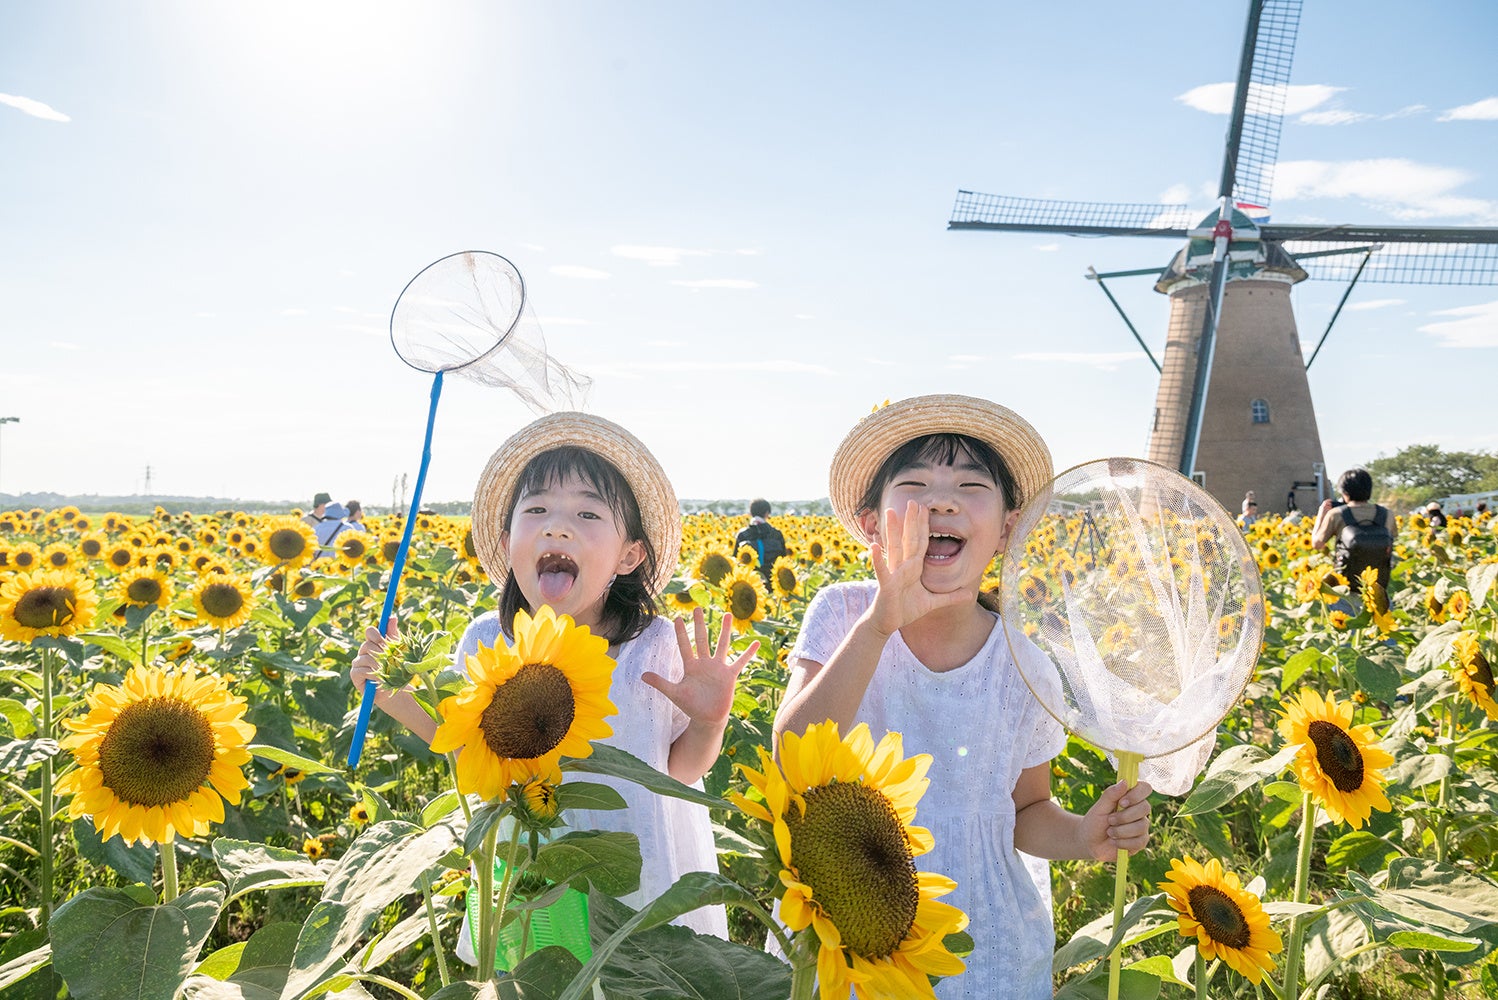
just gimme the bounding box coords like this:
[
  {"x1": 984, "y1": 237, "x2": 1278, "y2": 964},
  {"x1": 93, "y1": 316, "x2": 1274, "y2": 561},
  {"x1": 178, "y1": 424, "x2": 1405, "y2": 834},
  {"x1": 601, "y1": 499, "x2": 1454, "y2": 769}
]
[
  {"x1": 349, "y1": 619, "x2": 438, "y2": 744},
  {"x1": 642, "y1": 608, "x2": 760, "y2": 785},
  {"x1": 1012, "y1": 763, "x2": 1153, "y2": 861},
  {"x1": 775, "y1": 501, "x2": 975, "y2": 744}
]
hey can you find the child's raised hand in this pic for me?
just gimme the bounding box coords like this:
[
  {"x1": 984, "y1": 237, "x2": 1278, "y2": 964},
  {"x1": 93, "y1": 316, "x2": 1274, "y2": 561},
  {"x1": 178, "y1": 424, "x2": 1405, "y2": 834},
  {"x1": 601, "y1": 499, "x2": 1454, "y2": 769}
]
[
  {"x1": 1081, "y1": 779, "x2": 1153, "y2": 861},
  {"x1": 643, "y1": 607, "x2": 759, "y2": 728},
  {"x1": 866, "y1": 500, "x2": 978, "y2": 635},
  {"x1": 349, "y1": 616, "x2": 399, "y2": 696}
]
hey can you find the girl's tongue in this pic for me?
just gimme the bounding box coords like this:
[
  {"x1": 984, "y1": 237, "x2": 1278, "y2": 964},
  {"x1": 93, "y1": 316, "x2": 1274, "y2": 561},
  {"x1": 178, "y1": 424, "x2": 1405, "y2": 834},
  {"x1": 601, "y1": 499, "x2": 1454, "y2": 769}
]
[
  {"x1": 926, "y1": 535, "x2": 963, "y2": 559},
  {"x1": 536, "y1": 554, "x2": 578, "y2": 603}
]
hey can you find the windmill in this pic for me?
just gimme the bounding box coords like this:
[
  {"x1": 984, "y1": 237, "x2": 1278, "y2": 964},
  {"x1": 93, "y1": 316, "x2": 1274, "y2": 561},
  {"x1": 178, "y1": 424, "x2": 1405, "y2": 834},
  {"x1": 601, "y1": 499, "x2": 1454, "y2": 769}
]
[{"x1": 949, "y1": 0, "x2": 1498, "y2": 512}]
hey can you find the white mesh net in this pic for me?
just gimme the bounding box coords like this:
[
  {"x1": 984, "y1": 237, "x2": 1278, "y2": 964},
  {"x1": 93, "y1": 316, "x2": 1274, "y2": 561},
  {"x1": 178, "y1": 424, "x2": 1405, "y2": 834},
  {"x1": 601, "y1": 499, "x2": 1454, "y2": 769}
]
[
  {"x1": 1000, "y1": 458, "x2": 1264, "y2": 796},
  {"x1": 390, "y1": 251, "x2": 590, "y2": 413}
]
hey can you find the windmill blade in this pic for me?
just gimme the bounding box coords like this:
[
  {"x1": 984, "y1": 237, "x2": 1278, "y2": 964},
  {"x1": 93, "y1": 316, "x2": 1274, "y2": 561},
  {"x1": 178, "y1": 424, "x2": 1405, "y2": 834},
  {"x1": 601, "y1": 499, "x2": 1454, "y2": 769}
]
[
  {"x1": 1221, "y1": 0, "x2": 1303, "y2": 211},
  {"x1": 948, "y1": 191, "x2": 1192, "y2": 237},
  {"x1": 1288, "y1": 241, "x2": 1498, "y2": 285},
  {"x1": 1263, "y1": 224, "x2": 1498, "y2": 244}
]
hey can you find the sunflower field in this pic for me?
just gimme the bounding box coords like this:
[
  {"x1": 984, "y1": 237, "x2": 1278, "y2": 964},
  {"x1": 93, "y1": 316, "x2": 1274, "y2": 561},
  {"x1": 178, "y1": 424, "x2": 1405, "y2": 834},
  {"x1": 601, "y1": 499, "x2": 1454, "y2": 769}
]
[{"x1": 2, "y1": 502, "x2": 1498, "y2": 998}]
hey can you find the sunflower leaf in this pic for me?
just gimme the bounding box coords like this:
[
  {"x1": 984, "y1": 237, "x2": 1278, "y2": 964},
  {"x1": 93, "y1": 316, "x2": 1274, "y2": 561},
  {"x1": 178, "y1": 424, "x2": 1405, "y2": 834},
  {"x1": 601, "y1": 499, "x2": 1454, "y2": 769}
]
[
  {"x1": 554, "y1": 781, "x2": 627, "y2": 813},
  {"x1": 247, "y1": 744, "x2": 339, "y2": 776},
  {"x1": 0, "y1": 737, "x2": 58, "y2": 772},
  {"x1": 49, "y1": 883, "x2": 225, "y2": 1000},
  {"x1": 1408, "y1": 620, "x2": 1464, "y2": 674},
  {"x1": 531, "y1": 831, "x2": 642, "y2": 896},
  {"x1": 1177, "y1": 742, "x2": 1302, "y2": 817},
  {"x1": 213, "y1": 839, "x2": 334, "y2": 905},
  {"x1": 1466, "y1": 562, "x2": 1498, "y2": 609},
  {"x1": 71, "y1": 818, "x2": 157, "y2": 884},
  {"x1": 1054, "y1": 964, "x2": 1161, "y2": 1000},
  {"x1": 0, "y1": 697, "x2": 36, "y2": 739},
  {"x1": 1052, "y1": 894, "x2": 1169, "y2": 972},
  {"x1": 562, "y1": 743, "x2": 729, "y2": 811},
  {"x1": 1280, "y1": 648, "x2": 1330, "y2": 692}
]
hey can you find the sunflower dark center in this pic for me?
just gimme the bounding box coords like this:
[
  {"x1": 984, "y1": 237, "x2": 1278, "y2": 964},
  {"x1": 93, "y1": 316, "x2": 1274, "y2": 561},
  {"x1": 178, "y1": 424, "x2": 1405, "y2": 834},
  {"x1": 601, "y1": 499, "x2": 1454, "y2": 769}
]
[
  {"x1": 809, "y1": 542, "x2": 824, "y2": 559},
  {"x1": 478, "y1": 663, "x2": 576, "y2": 759},
  {"x1": 699, "y1": 553, "x2": 732, "y2": 586},
  {"x1": 341, "y1": 537, "x2": 367, "y2": 558},
  {"x1": 126, "y1": 578, "x2": 163, "y2": 605},
  {"x1": 13, "y1": 587, "x2": 76, "y2": 629},
  {"x1": 463, "y1": 531, "x2": 477, "y2": 558},
  {"x1": 776, "y1": 567, "x2": 796, "y2": 592},
  {"x1": 200, "y1": 583, "x2": 245, "y2": 619},
  {"x1": 97, "y1": 697, "x2": 216, "y2": 807},
  {"x1": 729, "y1": 581, "x2": 759, "y2": 620},
  {"x1": 14, "y1": 551, "x2": 36, "y2": 567},
  {"x1": 268, "y1": 529, "x2": 307, "y2": 561},
  {"x1": 1308, "y1": 719, "x2": 1365, "y2": 792},
  {"x1": 81, "y1": 539, "x2": 102, "y2": 557},
  {"x1": 382, "y1": 540, "x2": 402, "y2": 562},
  {"x1": 1187, "y1": 884, "x2": 1251, "y2": 948},
  {"x1": 47, "y1": 551, "x2": 69, "y2": 566},
  {"x1": 1470, "y1": 651, "x2": 1494, "y2": 692},
  {"x1": 785, "y1": 781, "x2": 920, "y2": 959}
]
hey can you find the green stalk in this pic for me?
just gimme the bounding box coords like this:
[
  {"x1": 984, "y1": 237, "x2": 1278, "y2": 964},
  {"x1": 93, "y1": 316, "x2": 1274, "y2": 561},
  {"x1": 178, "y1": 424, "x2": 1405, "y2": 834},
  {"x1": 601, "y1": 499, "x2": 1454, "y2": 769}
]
[
  {"x1": 421, "y1": 877, "x2": 452, "y2": 987},
  {"x1": 489, "y1": 821, "x2": 525, "y2": 971},
  {"x1": 1281, "y1": 791, "x2": 1317, "y2": 1000},
  {"x1": 1433, "y1": 708, "x2": 1454, "y2": 863},
  {"x1": 1107, "y1": 751, "x2": 1143, "y2": 1000},
  {"x1": 1195, "y1": 948, "x2": 1210, "y2": 1000},
  {"x1": 475, "y1": 822, "x2": 501, "y2": 981},
  {"x1": 161, "y1": 841, "x2": 179, "y2": 903},
  {"x1": 787, "y1": 928, "x2": 818, "y2": 1000},
  {"x1": 38, "y1": 644, "x2": 56, "y2": 930}
]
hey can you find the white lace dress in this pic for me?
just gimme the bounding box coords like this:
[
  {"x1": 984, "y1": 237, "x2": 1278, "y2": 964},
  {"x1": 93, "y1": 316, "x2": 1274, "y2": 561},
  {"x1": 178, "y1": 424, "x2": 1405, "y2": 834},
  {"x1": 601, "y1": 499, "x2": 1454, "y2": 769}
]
[
  {"x1": 451, "y1": 612, "x2": 728, "y2": 965},
  {"x1": 790, "y1": 581, "x2": 1067, "y2": 1000}
]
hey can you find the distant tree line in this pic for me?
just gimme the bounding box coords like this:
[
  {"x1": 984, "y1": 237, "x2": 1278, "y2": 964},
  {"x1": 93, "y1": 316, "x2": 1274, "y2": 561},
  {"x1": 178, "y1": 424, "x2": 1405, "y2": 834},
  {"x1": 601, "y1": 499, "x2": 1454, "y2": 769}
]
[{"x1": 1366, "y1": 444, "x2": 1498, "y2": 509}]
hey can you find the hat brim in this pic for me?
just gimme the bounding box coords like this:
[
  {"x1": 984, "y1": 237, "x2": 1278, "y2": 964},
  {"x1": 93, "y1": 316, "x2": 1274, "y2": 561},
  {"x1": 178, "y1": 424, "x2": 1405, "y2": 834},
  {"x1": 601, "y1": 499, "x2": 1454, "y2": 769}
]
[
  {"x1": 828, "y1": 395, "x2": 1054, "y2": 545},
  {"x1": 471, "y1": 413, "x2": 681, "y2": 594}
]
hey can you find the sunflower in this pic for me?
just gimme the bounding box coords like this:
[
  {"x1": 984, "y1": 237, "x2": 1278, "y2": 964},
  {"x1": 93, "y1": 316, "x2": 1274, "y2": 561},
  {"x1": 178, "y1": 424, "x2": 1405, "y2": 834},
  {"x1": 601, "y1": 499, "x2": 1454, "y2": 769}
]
[
  {"x1": 429, "y1": 605, "x2": 617, "y2": 798},
  {"x1": 1278, "y1": 690, "x2": 1394, "y2": 829},
  {"x1": 103, "y1": 543, "x2": 135, "y2": 570},
  {"x1": 54, "y1": 665, "x2": 254, "y2": 846},
  {"x1": 8, "y1": 541, "x2": 41, "y2": 572},
  {"x1": 770, "y1": 556, "x2": 800, "y2": 601},
  {"x1": 260, "y1": 517, "x2": 317, "y2": 569},
  {"x1": 303, "y1": 838, "x2": 325, "y2": 860},
  {"x1": 1329, "y1": 610, "x2": 1351, "y2": 630},
  {"x1": 1451, "y1": 632, "x2": 1498, "y2": 721},
  {"x1": 42, "y1": 543, "x2": 75, "y2": 570},
  {"x1": 1425, "y1": 588, "x2": 1446, "y2": 623},
  {"x1": 807, "y1": 537, "x2": 827, "y2": 562},
  {"x1": 0, "y1": 569, "x2": 99, "y2": 643},
  {"x1": 694, "y1": 548, "x2": 735, "y2": 587},
  {"x1": 77, "y1": 533, "x2": 106, "y2": 560},
  {"x1": 348, "y1": 801, "x2": 371, "y2": 825},
  {"x1": 723, "y1": 565, "x2": 769, "y2": 633},
  {"x1": 117, "y1": 567, "x2": 173, "y2": 609},
  {"x1": 1445, "y1": 589, "x2": 1472, "y2": 622},
  {"x1": 192, "y1": 576, "x2": 256, "y2": 631},
  {"x1": 729, "y1": 721, "x2": 968, "y2": 999},
  {"x1": 1162, "y1": 856, "x2": 1281, "y2": 983},
  {"x1": 292, "y1": 577, "x2": 322, "y2": 599},
  {"x1": 518, "y1": 776, "x2": 562, "y2": 825},
  {"x1": 335, "y1": 532, "x2": 370, "y2": 570},
  {"x1": 663, "y1": 588, "x2": 699, "y2": 616}
]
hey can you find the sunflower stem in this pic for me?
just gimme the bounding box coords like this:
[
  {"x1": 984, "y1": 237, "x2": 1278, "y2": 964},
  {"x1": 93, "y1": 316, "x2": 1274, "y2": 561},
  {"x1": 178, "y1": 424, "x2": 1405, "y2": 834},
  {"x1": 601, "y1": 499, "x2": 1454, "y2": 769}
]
[
  {"x1": 37, "y1": 644, "x2": 56, "y2": 930},
  {"x1": 786, "y1": 928, "x2": 819, "y2": 1000},
  {"x1": 1194, "y1": 947, "x2": 1211, "y2": 1000},
  {"x1": 420, "y1": 876, "x2": 451, "y2": 987},
  {"x1": 1282, "y1": 790, "x2": 1316, "y2": 1000},
  {"x1": 1107, "y1": 751, "x2": 1143, "y2": 1000},
  {"x1": 161, "y1": 841, "x2": 179, "y2": 903},
  {"x1": 474, "y1": 821, "x2": 501, "y2": 981}
]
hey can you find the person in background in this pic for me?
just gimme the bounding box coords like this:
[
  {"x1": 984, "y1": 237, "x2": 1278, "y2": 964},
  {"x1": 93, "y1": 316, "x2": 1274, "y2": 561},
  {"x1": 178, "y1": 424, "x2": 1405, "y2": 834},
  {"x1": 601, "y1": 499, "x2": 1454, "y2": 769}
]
[
  {"x1": 1426, "y1": 501, "x2": 1448, "y2": 529},
  {"x1": 303, "y1": 492, "x2": 331, "y2": 529},
  {"x1": 314, "y1": 502, "x2": 349, "y2": 558},
  {"x1": 344, "y1": 500, "x2": 367, "y2": 531},
  {"x1": 733, "y1": 498, "x2": 787, "y2": 583},
  {"x1": 1312, "y1": 467, "x2": 1393, "y2": 594}
]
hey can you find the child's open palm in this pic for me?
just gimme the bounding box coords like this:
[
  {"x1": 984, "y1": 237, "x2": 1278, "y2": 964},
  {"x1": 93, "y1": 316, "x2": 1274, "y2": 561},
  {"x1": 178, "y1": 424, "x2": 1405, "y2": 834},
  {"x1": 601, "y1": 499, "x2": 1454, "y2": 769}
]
[
  {"x1": 868, "y1": 500, "x2": 978, "y2": 635},
  {"x1": 642, "y1": 608, "x2": 759, "y2": 726}
]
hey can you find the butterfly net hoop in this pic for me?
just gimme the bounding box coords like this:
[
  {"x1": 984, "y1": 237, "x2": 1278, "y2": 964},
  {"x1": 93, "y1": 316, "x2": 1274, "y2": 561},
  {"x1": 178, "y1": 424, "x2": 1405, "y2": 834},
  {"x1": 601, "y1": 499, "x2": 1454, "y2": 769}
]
[
  {"x1": 999, "y1": 458, "x2": 1265, "y2": 796},
  {"x1": 390, "y1": 250, "x2": 590, "y2": 413}
]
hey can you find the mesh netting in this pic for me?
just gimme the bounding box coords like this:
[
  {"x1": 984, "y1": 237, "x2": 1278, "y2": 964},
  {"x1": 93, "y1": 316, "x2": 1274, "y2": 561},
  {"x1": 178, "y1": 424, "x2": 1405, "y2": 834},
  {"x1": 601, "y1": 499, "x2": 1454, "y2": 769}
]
[
  {"x1": 390, "y1": 250, "x2": 591, "y2": 413},
  {"x1": 1000, "y1": 458, "x2": 1264, "y2": 795}
]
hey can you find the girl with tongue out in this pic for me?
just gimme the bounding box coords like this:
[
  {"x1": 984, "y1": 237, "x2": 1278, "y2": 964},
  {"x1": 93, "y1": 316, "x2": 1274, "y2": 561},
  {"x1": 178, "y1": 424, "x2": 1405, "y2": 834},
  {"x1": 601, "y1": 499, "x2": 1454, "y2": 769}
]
[
  {"x1": 773, "y1": 396, "x2": 1153, "y2": 1000},
  {"x1": 350, "y1": 412, "x2": 754, "y2": 952}
]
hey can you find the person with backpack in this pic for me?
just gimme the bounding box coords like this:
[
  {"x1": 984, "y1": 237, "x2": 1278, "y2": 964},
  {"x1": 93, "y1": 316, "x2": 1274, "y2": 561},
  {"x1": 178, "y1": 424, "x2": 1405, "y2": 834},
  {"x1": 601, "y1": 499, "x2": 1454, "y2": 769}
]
[
  {"x1": 733, "y1": 498, "x2": 787, "y2": 584},
  {"x1": 1311, "y1": 467, "x2": 1394, "y2": 594}
]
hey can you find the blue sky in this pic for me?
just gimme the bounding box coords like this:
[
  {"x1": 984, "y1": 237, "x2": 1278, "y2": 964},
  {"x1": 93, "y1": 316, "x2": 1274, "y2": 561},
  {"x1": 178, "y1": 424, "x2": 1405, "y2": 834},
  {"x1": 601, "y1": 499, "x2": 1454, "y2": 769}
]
[{"x1": 2, "y1": 2, "x2": 1494, "y2": 508}]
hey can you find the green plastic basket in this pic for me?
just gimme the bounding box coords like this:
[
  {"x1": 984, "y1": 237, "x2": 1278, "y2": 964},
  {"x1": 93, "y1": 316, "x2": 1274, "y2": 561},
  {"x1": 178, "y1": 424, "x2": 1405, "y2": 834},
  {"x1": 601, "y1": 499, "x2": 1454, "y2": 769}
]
[{"x1": 466, "y1": 858, "x2": 592, "y2": 970}]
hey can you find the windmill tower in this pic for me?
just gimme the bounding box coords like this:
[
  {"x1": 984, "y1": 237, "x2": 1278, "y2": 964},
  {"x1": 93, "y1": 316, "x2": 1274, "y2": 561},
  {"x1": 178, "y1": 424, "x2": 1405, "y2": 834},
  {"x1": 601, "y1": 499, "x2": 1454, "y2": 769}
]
[{"x1": 949, "y1": 0, "x2": 1498, "y2": 512}]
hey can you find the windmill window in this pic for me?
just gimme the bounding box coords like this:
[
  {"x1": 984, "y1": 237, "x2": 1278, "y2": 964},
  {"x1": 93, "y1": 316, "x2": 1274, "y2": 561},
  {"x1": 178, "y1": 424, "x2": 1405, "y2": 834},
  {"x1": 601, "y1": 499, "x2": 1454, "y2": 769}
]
[{"x1": 1251, "y1": 399, "x2": 1270, "y2": 424}]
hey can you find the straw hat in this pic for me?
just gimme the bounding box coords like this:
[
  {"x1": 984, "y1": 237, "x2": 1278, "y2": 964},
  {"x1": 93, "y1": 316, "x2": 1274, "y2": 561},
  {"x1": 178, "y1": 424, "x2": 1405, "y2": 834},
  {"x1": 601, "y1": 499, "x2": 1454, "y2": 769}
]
[
  {"x1": 828, "y1": 395, "x2": 1054, "y2": 544},
  {"x1": 471, "y1": 412, "x2": 681, "y2": 593}
]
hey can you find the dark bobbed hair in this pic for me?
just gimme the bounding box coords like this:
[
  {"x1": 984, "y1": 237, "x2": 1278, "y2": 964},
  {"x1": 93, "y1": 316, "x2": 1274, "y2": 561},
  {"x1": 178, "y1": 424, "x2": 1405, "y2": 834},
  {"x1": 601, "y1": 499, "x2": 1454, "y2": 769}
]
[
  {"x1": 855, "y1": 433, "x2": 1019, "y2": 614},
  {"x1": 497, "y1": 446, "x2": 657, "y2": 644},
  {"x1": 1338, "y1": 467, "x2": 1374, "y2": 503},
  {"x1": 749, "y1": 498, "x2": 772, "y2": 518}
]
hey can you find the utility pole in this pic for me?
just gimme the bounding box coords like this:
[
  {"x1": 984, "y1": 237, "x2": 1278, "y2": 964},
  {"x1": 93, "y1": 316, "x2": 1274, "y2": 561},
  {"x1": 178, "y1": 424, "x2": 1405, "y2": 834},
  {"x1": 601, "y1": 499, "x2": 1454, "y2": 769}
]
[
  {"x1": 143, "y1": 465, "x2": 153, "y2": 497},
  {"x1": 0, "y1": 416, "x2": 17, "y2": 496}
]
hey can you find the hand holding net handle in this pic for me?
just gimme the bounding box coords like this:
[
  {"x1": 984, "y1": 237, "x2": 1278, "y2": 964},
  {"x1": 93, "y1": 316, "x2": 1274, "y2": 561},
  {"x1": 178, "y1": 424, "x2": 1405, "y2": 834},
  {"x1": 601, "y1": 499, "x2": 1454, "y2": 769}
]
[{"x1": 348, "y1": 371, "x2": 445, "y2": 768}]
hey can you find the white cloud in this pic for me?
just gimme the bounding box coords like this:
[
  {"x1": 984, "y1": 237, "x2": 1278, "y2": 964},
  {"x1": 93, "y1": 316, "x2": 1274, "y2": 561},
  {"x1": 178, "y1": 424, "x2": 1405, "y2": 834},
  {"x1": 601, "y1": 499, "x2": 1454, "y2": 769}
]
[
  {"x1": 520, "y1": 242, "x2": 547, "y2": 253},
  {"x1": 611, "y1": 245, "x2": 711, "y2": 267},
  {"x1": 50, "y1": 340, "x2": 80, "y2": 351},
  {"x1": 1034, "y1": 243, "x2": 1060, "y2": 252},
  {"x1": 793, "y1": 313, "x2": 814, "y2": 320},
  {"x1": 735, "y1": 248, "x2": 761, "y2": 256},
  {"x1": 1298, "y1": 109, "x2": 1374, "y2": 126},
  {"x1": 281, "y1": 308, "x2": 309, "y2": 317},
  {"x1": 549, "y1": 265, "x2": 612, "y2": 280},
  {"x1": 1384, "y1": 104, "x2": 1428, "y2": 119},
  {"x1": 1438, "y1": 97, "x2": 1498, "y2": 122},
  {"x1": 948, "y1": 354, "x2": 987, "y2": 363},
  {"x1": 866, "y1": 358, "x2": 896, "y2": 366},
  {"x1": 1159, "y1": 183, "x2": 1194, "y2": 204},
  {"x1": 1177, "y1": 83, "x2": 1343, "y2": 116},
  {"x1": 0, "y1": 92, "x2": 70, "y2": 122},
  {"x1": 646, "y1": 339, "x2": 686, "y2": 348},
  {"x1": 1274, "y1": 158, "x2": 1498, "y2": 222},
  {"x1": 593, "y1": 358, "x2": 833, "y2": 376},
  {"x1": 536, "y1": 316, "x2": 590, "y2": 326},
  {"x1": 668, "y1": 278, "x2": 758, "y2": 289},
  {"x1": 1011, "y1": 351, "x2": 1145, "y2": 371},
  {"x1": 1346, "y1": 298, "x2": 1406, "y2": 311},
  {"x1": 1419, "y1": 300, "x2": 1498, "y2": 348}
]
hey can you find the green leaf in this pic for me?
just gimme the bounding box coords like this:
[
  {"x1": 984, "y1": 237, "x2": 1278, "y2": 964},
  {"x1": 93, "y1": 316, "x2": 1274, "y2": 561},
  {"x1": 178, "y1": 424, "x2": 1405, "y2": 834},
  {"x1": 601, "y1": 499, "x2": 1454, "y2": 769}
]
[
  {"x1": 562, "y1": 743, "x2": 729, "y2": 811},
  {"x1": 0, "y1": 944, "x2": 52, "y2": 991},
  {"x1": 1324, "y1": 830, "x2": 1401, "y2": 872},
  {"x1": 1408, "y1": 620, "x2": 1464, "y2": 674},
  {"x1": 464, "y1": 800, "x2": 512, "y2": 857},
  {"x1": 71, "y1": 818, "x2": 157, "y2": 884},
  {"x1": 558, "y1": 873, "x2": 770, "y2": 1000},
  {"x1": 1386, "y1": 929, "x2": 1481, "y2": 952},
  {"x1": 531, "y1": 831, "x2": 642, "y2": 896},
  {"x1": 1382, "y1": 858, "x2": 1498, "y2": 931},
  {"x1": 283, "y1": 819, "x2": 460, "y2": 999},
  {"x1": 244, "y1": 702, "x2": 297, "y2": 752},
  {"x1": 247, "y1": 744, "x2": 339, "y2": 776},
  {"x1": 1280, "y1": 648, "x2": 1330, "y2": 691},
  {"x1": 1178, "y1": 743, "x2": 1302, "y2": 817},
  {"x1": 1054, "y1": 964, "x2": 1161, "y2": 1000},
  {"x1": 554, "y1": 781, "x2": 628, "y2": 813},
  {"x1": 1124, "y1": 954, "x2": 1190, "y2": 988},
  {"x1": 421, "y1": 789, "x2": 462, "y2": 827},
  {"x1": 80, "y1": 631, "x2": 146, "y2": 664},
  {"x1": 1386, "y1": 746, "x2": 1453, "y2": 793},
  {"x1": 213, "y1": 839, "x2": 333, "y2": 904},
  {"x1": 1352, "y1": 653, "x2": 1402, "y2": 703},
  {"x1": 193, "y1": 943, "x2": 247, "y2": 981},
  {"x1": 0, "y1": 738, "x2": 59, "y2": 772},
  {"x1": 1466, "y1": 562, "x2": 1498, "y2": 609},
  {"x1": 587, "y1": 892, "x2": 794, "y2": 1000},
  {"x1": 50, "y1": 883, "x2": 225, "y2": 1000},
  {"x1": 1053, "y1": 894, "x2": 1171, "y2": 972},
  {"x1": 0, "y1": 697, "x2": 37, "y2": 738}
]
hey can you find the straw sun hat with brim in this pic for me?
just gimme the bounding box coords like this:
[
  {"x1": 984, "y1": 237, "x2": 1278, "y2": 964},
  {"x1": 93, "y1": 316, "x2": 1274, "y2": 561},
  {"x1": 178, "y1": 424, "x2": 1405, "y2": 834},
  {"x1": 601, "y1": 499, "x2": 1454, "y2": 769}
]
[
  {"x1": 828, "y1": 395, "x2": 1054, "y2": 545},
  {"x1": 471, "y1": 412, "x2": 682, "y2": 594}
]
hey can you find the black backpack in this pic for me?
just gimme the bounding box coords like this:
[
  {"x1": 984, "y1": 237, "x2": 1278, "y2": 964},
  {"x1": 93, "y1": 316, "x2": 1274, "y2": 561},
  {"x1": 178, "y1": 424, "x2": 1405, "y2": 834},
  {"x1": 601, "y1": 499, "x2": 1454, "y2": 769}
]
[{"x1": 1333, "y1": 505, "x2": 1393, "y2": 591}]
